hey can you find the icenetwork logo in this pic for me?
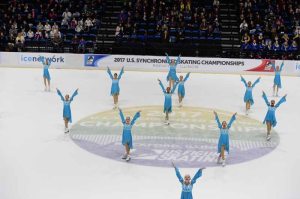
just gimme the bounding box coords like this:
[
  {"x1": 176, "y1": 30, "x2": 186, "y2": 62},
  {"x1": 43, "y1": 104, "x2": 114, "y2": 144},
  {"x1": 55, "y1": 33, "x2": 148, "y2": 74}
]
[{"x1": 20, "y1": 54, "x2": 65, "y2": 64}]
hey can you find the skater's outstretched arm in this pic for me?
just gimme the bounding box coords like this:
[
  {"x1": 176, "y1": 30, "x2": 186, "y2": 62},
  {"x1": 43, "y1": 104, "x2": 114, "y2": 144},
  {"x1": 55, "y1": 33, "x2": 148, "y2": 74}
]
[
  {"x1": 262, "y1": 91, "x2": 270, "y2": 106},
  {"x1": 158, "y1": 79, "x2": 166, "y2": 93},
  {"x1": 107, "y1": 67, "x2": 113, "y2": 79},
  {"x1": 191, "y1": 168, "x2": 205, "y2": 185},
  {"x1": 240, "y1": 75, "x2": 247, "y2": 87},
  {"x1": 119, "y1": 108, "x2": 125, "y2": 124},
  {"x1": 56, "y1": 88, "x2": 65, "y2": 101},
  {"x1": 252, "y1": 77, "x2": 261, "y2": 87},
  {"x1": 172, "y1": 162, "x2": 184, "y2": 183},
  {"x1": 275, "y1": 94, "x2": 287, "y2": 108},
  {"x1": 271, "y1": 63, "x2": 275, "y2": 70},
  {"x1": 183, "y1": 72, "x2": 191, "y2": 82},
  {"x1": 227, "y1": 113, "x2": 237, "y2": 129},
  {"x1": 213, "y1": 111, "x2": 222, "y2": 129},
  {"x1": 70, "y1": 89, "x2": 79, "y2": 102},
  {"x1": 165, "y1": 53, "x2": 171, "y2": 65},
  {"x1": 174, "y1": 54, "x2": 181, "y2": 67},
  {"x1": 279, "y1": 61, "x2": 284, "y2": 71},
  {"x1": 131, "y1": 111, "x2": 141, "y2": 125},
  {"x1": 118, "y1": 67, "x2": 124, "y2": 80},
  {"x1": 171, "y1": 81, "x2": 179, "y2": 94}
]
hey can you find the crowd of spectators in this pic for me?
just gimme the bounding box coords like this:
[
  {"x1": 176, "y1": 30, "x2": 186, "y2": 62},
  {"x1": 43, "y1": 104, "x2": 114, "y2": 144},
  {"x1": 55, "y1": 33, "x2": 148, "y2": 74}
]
[
  {"x1": 239, "y1": 0, "x2": 300, "y2": 59},
  {"x1": 115, "y1": 0, "x2": 221, "y2": 43},
  {"x1": 0, "y1": 0, "x2": 105, "y2": 52}
]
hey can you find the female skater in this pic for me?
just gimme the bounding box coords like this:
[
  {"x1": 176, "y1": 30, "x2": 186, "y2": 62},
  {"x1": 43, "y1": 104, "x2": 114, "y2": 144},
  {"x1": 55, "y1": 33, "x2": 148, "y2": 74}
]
[
  {"x1": 39, "y1": 56, "x2": 51, "y2": 91},
  {"x1": 240, "y1": 75, "x2": 261, "y2": 115},
  {"x1": 178, "y1": 72, "x2": 191, "y2": 107},
  {"x1": 172, "y1": 161, "x2": 205, "y2": 199},
  {"x1": 158, "y1": 79, "x2": 178, "y2": 125},
  {"x1": 118, "y1": 108, "x2": 141, "y2": 161},
  {"x1": 165, "y1": 53, "x2": 181, "y2": 88},
  {"x1": 213, "y1": 111, "x2": 237, "y2": 166},
  {"x1": 107, "y1": 66, "x2": 124, "y2": 109},
  {"x1": 272, "y1": 61, "x2": 284, "y2": 97},
  {"x1": 262, "y1": 91, "x2": 287, "y2": 141},
  {"x1": 56, "y1": 88, "x2": 79, "y2": 133}
]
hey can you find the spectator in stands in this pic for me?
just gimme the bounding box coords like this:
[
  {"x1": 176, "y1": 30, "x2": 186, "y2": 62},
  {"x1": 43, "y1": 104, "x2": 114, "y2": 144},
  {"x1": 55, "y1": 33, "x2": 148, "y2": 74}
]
[
  {"x1": 37, "y1": 22, "x2": 44, "y2": 32},
  {"x1": 27, "y1": 29, "x2": 34, "y2": 39},
  {"x1": 71, "y1": 35, "x2": 80, "y2": 53},
  {"x1": 62, "y1": 8, "x2": 72, "y2": 22},
  {"x1": 52, "y1": 22, "x2": 59, "y2": 31},
  {"x1": 240, "y1": 19, "x2": 248, "y2": 34},
  {"x1": 15, "y1": 32, "x2": 25, "y2": 52},
  {"x1": 115, "y1": 24, "x2": 123, "y2": 37},
  {"x1": 52, "y1": 33, "x2": 62, "y2": 53},
  {"x1": 34, "y1": 29, "x2": 43, "y2": 40},
  {"x1": 44, "y1": 22, "x2": 51, "y2": 33},
  {"x1": 70, "y1": 18, "x2": 78, "y2": 30},
  {"x1": 78, "y1": 37, "x2": 86, "y2": 53},
  {"x1": 85, "y1": 17, "x2": 93, "y2": 31}
]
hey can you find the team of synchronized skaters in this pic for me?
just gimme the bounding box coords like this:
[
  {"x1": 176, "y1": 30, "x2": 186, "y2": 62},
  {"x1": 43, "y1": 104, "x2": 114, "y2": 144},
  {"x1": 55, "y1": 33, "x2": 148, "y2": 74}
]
[{"x1": 40, "y1": 54, "x2": 287, "y2": 198}]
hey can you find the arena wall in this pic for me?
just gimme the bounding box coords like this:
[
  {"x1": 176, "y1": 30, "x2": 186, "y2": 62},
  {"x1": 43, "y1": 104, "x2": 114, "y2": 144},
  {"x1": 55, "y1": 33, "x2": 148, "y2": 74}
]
[{"x1": 0, "y1": 52, "x2": 299, "y2": 76}]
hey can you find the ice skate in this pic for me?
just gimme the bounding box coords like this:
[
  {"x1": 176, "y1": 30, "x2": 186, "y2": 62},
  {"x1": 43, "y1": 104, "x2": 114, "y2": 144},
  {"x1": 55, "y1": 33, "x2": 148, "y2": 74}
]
[
  {"x1": 222, "y1": 159, "x2": 226, "y2": 167},
  {"x1": 217, "y1": 156, "x2": 221, "y2": 164},
  {"x1": 266, "y1": 134, "x2": 271, "y2": 141},
  {"x1": 126, "y1": 155, "x2": 131, "y2": 162},
  {"x1": 121, "y1": 154, "x2": 127, "y2": 159},
  {"x1": 64, "y1": 127, "x2": 69, "y2": 134}
]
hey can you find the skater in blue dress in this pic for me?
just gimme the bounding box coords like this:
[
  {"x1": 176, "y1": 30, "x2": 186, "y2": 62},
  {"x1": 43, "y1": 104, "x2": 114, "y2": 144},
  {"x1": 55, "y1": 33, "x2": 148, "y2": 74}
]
[
  {"x1": 178, "y1": 72, "x2": 191, "y2": 107},
  {"x1": 165, "y1": 53, "x2": 181, "y2": 88},
  {"x1": 56, "y1": 88, "x2": 79, "y2": 133},
  {"x1": 158, "y1": 79, "x2": 178, "y2": 125},
  {"x1": 213, "y1": 111, "x2": 237, "y2": 166},
  {"x1": 172, "y1": 161, "x2": 205, "y2": 199},
  {"x1": 262, "y1": 91, "x2": 287, "y2": 141},
  {"x1": 39, "y1": 56, "x2": 51, "y2": 92},
  {"x1": 107, "y1": 66, "x2": 124, "y2": 109},
  {"x1": 118, "y1": 108, "x2": 141, "y2": 161},
  {"x1": 240, "y1": 75, "x2": 261, "y2": 115},
  {"x1": 272, "y1": 61, "x2": 284, "y2": 97}
]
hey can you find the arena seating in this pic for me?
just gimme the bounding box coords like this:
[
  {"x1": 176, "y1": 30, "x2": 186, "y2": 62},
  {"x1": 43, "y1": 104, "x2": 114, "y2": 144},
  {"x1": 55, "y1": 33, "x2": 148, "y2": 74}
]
[
  {"x1": 239, "y1": 0, "x2": 300, "y2": 59},
  {"x1": 0, "y1": 0, "x2": 299, "y2": 59}
]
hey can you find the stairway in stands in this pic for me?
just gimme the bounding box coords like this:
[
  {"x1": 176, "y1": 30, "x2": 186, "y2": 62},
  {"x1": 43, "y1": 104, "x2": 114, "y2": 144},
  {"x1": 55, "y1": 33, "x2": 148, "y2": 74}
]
[
  {"x1": 219, "y1": 0, "x2": 240, "y2": 57},
  {"x1": 96, "y1": 0, "x2": 123, "y2": 53}
]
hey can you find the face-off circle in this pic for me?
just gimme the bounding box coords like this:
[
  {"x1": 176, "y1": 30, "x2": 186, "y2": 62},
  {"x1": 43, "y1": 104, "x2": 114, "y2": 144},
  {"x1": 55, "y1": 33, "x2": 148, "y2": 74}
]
[{"x1": 70, "y1": 106, "x2": 279, "y2": 168}]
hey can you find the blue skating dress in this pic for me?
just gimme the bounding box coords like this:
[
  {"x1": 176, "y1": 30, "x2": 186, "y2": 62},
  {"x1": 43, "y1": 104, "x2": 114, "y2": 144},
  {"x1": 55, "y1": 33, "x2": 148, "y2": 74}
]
[
  {"x1": 57, "y1": 89, "x2": 78, "y2": 123},
  {"x1": 107, "y1": 67, "x2": 124, "y2": 95},
  {"x1": 272, "y1": 62, "x2": 284, "y2": 88},
  {"x1": 178, "y1": 73, "x2": 190, "y2": 98},
  {"x1": 119, "y1": 109, "x2": 140, "y2": 149},
  {"x1": 166, "y1": 54, "x2": 181, "y2": 82},
  {"x1": 40, "y1": 56, "x2": 51, "y2": 80},
  {"x1": 215, "y1": 114, "x2": 236, "y2": 153},
  {"x1": 175, "y1": 167, "x2": 202, "y2": 199},
  {"x1": 159, "y1": 81, "x2": 178, "y2": 113},
  {"x1": 241, "y1": 76, "x2": 260, "y2": 105},
  {"x1": 262, "y1": 92, "x2": 286, "y2": 127}
]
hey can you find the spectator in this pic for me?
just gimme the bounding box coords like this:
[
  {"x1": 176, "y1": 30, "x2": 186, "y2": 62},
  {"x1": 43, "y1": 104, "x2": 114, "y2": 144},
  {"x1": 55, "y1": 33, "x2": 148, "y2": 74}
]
[
  {"x1": 34, "y1": 30, "x2": 43, "y2": 40},
  {"x1": 37, "y1": 22, "x2": 44, "y2": 32},
  {"x1": 62, "y1": 8, "x2": 72, "y2": 21},
  {"x1": 240, "y1": 20, "x2": 248, "y2": 33},
  {"x1": 27, "y1": 29, "x2": 34, "y2": 39},
  {"x1": 78, "y1": 37, "x2": 86, "y2": 53},
  {"x1": 70, "y1": 18, "x2": 78, "y2": 29},
  {"x1": 44, "y1": 22, "x2": 51, "y2": 33},
  {"x1": 85, "y1": 17, "x2": 93, "y2": 31},
  {"x1": 71, "y1": 35, "x2": 80, "y2": 53},
  {"x1": 52, "y1": 33, "x2": 62, "y2": 52}
]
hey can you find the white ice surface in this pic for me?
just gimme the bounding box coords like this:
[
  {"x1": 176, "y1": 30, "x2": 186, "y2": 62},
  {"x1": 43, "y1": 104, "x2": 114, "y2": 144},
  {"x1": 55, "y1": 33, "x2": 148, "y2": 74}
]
[{"x1": 0, "y1": 68, "x2": 300, "y2": 199}]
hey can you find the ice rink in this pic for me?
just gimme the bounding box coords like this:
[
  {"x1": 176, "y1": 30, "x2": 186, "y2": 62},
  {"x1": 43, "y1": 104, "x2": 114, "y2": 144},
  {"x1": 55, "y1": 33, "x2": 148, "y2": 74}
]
[{"x1": 0, "y1": 67, "x2": 300, "y2": 199}]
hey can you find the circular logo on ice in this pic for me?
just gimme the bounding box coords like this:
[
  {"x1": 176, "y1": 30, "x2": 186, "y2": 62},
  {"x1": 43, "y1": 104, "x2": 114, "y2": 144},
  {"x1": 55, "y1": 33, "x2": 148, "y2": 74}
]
[{"x1": 70, "y1": 106, "x2": 279, "y2": 168}]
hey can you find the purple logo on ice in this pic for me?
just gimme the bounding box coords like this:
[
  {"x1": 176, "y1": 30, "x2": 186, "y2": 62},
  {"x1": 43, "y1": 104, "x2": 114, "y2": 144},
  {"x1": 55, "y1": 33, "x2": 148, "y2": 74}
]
[{"x1": 70, "y1": 106, "x2": 279, "y2": 168}]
